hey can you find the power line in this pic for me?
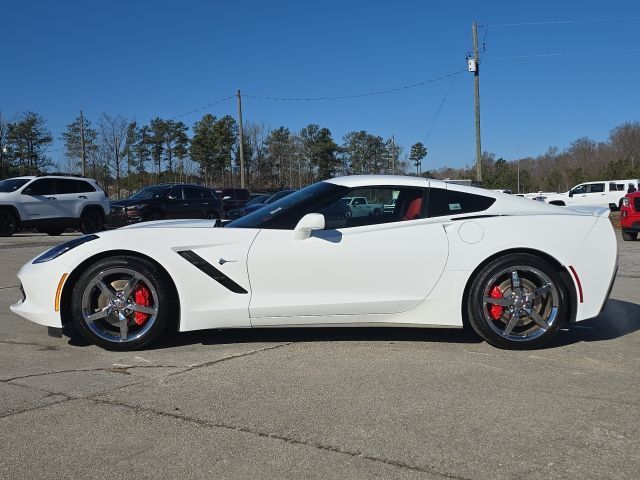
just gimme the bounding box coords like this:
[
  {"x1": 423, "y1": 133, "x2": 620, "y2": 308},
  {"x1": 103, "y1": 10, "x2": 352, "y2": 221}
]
[
  {"x1": 243, "y1": 71, "x2": 465, "y2": 101},
  {"x1": 425, "y1": 72, "x2": 459, "y2": 141},
  {"x1": 485, "y1": 16, "x2": 640, "y2": 28},
  {"x1": 169, "y1": 95, "x2": 235, "y2": 120},
  {"x1": 488, "y1": 48, "x2": 640, "y2": 60}
]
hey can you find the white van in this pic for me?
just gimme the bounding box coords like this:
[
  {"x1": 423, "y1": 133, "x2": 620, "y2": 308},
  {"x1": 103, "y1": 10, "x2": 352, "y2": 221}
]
[{"x1": 544, "y1": 179, "x2": 639, "y2": 210}]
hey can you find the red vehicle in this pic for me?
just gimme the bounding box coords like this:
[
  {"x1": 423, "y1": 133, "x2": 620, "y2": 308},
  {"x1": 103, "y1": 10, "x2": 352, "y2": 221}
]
[{"x1": 620, "y1": 191, "x2": 640, "y2": 241}]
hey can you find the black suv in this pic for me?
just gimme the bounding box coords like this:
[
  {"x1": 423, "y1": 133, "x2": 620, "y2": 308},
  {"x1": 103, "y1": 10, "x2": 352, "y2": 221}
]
[{"x1": 108, "y1": 184, "x2": 224, "y2": 227}]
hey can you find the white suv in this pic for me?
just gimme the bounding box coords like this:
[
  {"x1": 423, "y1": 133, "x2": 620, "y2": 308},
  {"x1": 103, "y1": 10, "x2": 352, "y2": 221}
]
[
  {"x1": 544, "y1": 179, "x2": 639, "y2": 210},
  {"x1": 0, "y1": 175, "x2": 110, "y2": 237}
]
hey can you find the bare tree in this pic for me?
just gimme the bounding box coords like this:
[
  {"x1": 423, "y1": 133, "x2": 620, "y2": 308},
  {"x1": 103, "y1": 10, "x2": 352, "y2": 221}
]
[{"x1": 98, "y1": 114, "x2": 129, "y2": 198}]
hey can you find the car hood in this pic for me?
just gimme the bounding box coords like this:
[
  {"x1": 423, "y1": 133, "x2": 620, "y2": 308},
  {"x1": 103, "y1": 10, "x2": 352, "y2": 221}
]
[{"x1": 118, "y1": 219, "x2": 217, "y2": 229}]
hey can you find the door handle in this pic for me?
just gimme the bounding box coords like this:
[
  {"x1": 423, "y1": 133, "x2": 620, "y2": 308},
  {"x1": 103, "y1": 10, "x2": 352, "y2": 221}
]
[
  {"x1": 78, "y1": 195, "x2": 88, "y2": 199},
  {"x1": 47, "y1": 197, "x2": 57, "y2": 200}
]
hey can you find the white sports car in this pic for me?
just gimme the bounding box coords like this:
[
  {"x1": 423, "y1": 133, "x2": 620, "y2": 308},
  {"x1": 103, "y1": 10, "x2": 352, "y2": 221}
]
[{"x1": 10, "y1": 175, "x2": 617, "y2": 350}]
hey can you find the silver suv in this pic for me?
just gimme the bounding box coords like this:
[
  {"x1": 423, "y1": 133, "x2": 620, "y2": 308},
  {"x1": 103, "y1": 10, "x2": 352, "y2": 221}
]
[{"x1": 0, "y1": 175, "x2": 110, "y2": 236}]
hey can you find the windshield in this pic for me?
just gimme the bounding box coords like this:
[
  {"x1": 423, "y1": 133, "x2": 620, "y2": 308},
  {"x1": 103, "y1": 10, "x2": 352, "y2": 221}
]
[
  {"x1": 227, "y1": 182, "x2": 347, "y2": 229},
  {"x1": 265, "y1": 190, "x2": 295, "y2": 204},
  {"x1": 0, "y1": 178, "x2": 30, "y2": 193},
  {"x1": 129, "y1": 185, "x2": 172, "y2": 200}
]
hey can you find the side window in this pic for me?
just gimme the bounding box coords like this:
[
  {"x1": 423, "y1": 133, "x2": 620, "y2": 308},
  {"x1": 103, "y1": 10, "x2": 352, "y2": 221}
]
[
  {"x1": 588, "y1": 183, "x2": 605, "y2": 193},
  {"x1": 184, "y1": 187, "x2": 202, "y2": 200},
  {"x1": 23, "y1": 178, "x2": 55, "y2": 196},
  {"x1": 55, "y1": 179, "x2": 79, "y2": 194},
  {"x1": 571, "y1": 185, "x2": 587, "y2": 195},
  {"x1": 308, "y1": 186, "x2": 425, "y2": 230},
  {"x1": 428, "y1": 188, "x2": 495, "y2": 217},
  {"x1": 76, "y1": 180, "x2": 96, "y2": 193},
  {"x1": 201, "y1": 189, "x2": 214, "y2": 199},
  {"x1": 168, "y1": 187, "x2": 184, "y2": 200}
]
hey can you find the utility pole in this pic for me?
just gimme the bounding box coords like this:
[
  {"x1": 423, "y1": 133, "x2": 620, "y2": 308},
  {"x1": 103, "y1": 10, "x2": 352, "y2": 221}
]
[
  {"x1": 80, "y1": 109, "x2": 86, "y2": 177},
  {"x1": 390, "y1": 135, "x2": 396, "y2": 175},
  {"x1": 236, "y1": 90, "x2": 245, "y2": 189},
  {"x1": 516, "y1": 145, "x2": 520, "y2": 194},
  {"x1": 471, "y1": 22, "x2": 482, "y2": 183}
]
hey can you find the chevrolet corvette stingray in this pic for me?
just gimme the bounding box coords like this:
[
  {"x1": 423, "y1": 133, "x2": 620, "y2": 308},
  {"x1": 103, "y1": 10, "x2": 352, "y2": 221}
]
[{"x1": 10, "y1": 176, "x2": 617, "y2": 350}]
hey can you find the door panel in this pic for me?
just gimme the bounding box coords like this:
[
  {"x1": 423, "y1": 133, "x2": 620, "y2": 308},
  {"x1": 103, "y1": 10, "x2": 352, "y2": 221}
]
[
  {"x1": 20, "y1": 179, "x2": 60, "y2": 220},
  {"x1": 247, "y1": 219, "x2": 449, "y2": 322}
]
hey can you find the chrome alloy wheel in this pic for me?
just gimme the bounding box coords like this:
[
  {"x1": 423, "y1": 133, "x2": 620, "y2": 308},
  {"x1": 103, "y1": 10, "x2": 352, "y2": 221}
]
[
  {"x1": 481, "y1": 266, "x2": 560, "y2": 342},
  {"x1": 80, "y1": 268, "x2": 159, "y2": 343}
]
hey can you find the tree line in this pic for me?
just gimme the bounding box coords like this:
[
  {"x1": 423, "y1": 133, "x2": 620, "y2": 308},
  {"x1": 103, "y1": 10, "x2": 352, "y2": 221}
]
[
  {"x1": 0, "y1": 111, "x2": 425, "y2": 197},
  {"x1": 1, "y1": 109, "x2": 638, "y2": 197},
  {"x1": 427, "y1": 122, "x2": 640, "y2": 193}
]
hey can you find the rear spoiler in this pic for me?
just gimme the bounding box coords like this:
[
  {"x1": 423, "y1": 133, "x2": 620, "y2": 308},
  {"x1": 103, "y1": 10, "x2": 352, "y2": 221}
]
[{"x1": 565, "y1": 206, "x2": 611, "y2": 218}]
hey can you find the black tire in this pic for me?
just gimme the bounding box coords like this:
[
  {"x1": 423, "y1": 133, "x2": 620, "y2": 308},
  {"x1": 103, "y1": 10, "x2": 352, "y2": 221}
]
[
  {"x1": 79, "y1": 209, "x2": 104, "y2": 234},
  {"x1": 622, "y1": 231, "x2": 638, "y2": 241},
  {"x1": 70, "y1": 255, "x2": 177, "y2": 350},
  {"x1": 467, "y1": 253, "x2": 569, "y2": 349},
  {"x1": 144, "y1": 211, "x2": 163, "y2": 222},
  {"x1": 42, "y1": 228, "x2": 65, "y2": 236},
  {"x1": 0, "y1": 210, "x2": 18, "y2": 237}
]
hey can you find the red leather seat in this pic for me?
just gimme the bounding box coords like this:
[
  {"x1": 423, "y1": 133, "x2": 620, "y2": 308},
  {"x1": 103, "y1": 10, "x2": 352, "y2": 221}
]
[{"x1": 403, "y1": 197, "x2": 422, "y2": 220}]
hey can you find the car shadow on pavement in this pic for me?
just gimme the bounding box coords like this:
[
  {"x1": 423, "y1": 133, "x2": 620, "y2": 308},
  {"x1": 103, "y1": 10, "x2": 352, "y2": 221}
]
[
  {"x1": 550, "y1": 299, "x2": 640, "y2": 348},
  {"x1": 63, "y1": 323, "x2": 482, "y2": 349},
  {"x1": 63, "y1": 299, "x2": 640, "y2": 350}
]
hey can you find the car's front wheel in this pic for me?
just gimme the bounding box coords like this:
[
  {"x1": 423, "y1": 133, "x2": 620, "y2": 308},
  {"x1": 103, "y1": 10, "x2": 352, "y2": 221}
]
[
  {"x1": 79, "y1": 210, "x2": 104, "y2": 234},
  {"x1": 70, "y1": 255, "x2": 176, "y2": 350},
  {"x1": 622, "y1": 231, "x2": 638, "y2": 241},
  {"x1": 467, "y1": 254, "x2": 568, "y2": 349},
  {"x1": 0, "y1": 210, "x2": 18, "y2": 237}
]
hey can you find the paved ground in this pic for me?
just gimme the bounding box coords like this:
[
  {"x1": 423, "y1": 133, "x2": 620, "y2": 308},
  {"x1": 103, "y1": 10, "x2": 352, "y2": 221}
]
[{"x1": 0, "y1": 228, "x2": 639, "y2": 479}]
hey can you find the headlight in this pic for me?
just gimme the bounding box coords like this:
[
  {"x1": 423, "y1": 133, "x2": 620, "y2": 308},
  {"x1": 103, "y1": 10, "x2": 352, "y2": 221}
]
[
  {"x1": 33, "y1": 235, "x2": 99, "y2": 264},
  {"x1": 128, "y1": 204, "x2": 148, "y2": 210}
]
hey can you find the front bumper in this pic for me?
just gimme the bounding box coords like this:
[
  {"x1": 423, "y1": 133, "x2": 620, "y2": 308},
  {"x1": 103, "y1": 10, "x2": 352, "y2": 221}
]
[
  {"x1": 10, "y1": 261, "x2": 67, "y2": 328},
  {"x1": 621, "y1": 219, "x2": 640, "y2": 233},
  {"x1": 106, "y1": 210, "x2": 144, "y2": 228}
]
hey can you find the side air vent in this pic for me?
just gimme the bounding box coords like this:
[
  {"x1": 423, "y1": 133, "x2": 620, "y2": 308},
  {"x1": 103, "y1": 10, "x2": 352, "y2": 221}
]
[{"x1": 177, "y1": 250, "x2": 248, "y2": 294}]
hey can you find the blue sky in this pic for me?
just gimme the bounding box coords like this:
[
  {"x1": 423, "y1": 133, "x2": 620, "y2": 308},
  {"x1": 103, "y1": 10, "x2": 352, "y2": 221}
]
[{"x1": 2, "y1": 0, "x2": 640, "y2": 171}]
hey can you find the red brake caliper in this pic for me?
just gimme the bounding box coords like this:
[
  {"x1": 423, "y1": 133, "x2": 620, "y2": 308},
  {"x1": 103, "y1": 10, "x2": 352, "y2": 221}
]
[
  {"x1": 132, "y1": 285, "x2": 152, "y2": 326},
  {"x1": 489, "y1": 285, "x2": 504, "y2": 320}
]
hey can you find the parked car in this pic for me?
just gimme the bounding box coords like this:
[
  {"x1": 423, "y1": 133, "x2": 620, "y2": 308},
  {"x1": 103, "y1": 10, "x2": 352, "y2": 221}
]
[
  {"x1": 342, "y1": 196, "x2": 385, "y2": 217},
  {"x1": 12, "y1": 175, "x2": 616, "y2": 351},
  {"x1": 219, "y1": 188, "x2": 251, "y2": 214},
  {"x1": 226, "y1": 194, "x2": 270, "y2": 220},
  {"x1": 620, "y1": 191, "x2": 640, "y2": 241},
  {"x1": 108, "y1": 184, "x2": 224, "y2": 227},
  {"x1": 0, "y1": 175, "x2": 109, "y2": 237},
  {"x1": 227, "y1": 190, "x2": 296, "y2": 220},
  {"x1": 544, "y1": 179, "x2": 639, "y2": 210}
]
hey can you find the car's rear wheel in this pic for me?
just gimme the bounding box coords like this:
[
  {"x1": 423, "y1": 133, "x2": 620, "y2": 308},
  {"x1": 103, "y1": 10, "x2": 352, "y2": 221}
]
[
  {"x1": 70, "y1": 256, "x2": 176, "y2": 350},
  {"x1": 467, "y1": 254, "x2": 568, "y2": 349},
  {"x1": 0, "y1": 210, "x2": 18, "y2": 237},
  {"x1": 79, "y1": 210, "x2": 104, "y2": 234},
  {"x1": 622, "y1": 231, "x2": 638, "y2": 241}
]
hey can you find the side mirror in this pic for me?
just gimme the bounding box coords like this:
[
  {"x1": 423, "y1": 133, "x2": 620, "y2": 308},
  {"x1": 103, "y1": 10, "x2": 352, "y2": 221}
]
[
  {"x1": 21, "y1": 188, "x2": 32, "y2": 195},
  {"x1": 293, "y1": 213, "x2": 325, "y2": 240},
  {"x1": 568, "y1": 191, "x2": 573, "y2": 198}
]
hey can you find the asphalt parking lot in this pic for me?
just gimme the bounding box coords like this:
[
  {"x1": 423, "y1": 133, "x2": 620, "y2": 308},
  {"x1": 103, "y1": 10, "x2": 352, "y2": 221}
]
[{"x1": 0, "y1": 227, "x2": 639, "y2": 480}]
